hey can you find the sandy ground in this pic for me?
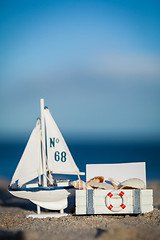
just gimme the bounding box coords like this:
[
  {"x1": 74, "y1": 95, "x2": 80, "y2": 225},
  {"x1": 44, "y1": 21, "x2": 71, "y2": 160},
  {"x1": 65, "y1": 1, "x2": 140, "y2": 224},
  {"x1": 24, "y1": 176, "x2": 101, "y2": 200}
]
[{"x1": 0, "y1": 179, "x2": 160, "y2": 240}]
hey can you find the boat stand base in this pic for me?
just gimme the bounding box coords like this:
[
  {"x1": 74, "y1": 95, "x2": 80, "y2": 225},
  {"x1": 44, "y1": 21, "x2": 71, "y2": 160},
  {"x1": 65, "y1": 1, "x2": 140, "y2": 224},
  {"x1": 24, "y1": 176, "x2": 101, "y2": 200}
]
[{"x1": 26, "y1": 213, "x2": 69, "y2": 219}]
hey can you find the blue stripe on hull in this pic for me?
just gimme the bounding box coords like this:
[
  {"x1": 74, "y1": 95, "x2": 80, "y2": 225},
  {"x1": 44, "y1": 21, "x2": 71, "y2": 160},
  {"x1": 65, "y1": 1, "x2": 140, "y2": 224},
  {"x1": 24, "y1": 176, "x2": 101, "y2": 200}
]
[{"x1": 8, "y1": 186, "x2": 74, "y2": 192}]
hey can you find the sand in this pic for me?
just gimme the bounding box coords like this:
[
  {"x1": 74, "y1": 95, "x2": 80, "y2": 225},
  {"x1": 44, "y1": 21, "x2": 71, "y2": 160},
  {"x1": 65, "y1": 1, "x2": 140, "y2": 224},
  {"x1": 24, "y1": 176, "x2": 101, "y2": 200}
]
[{"x1": 0, "y1": 179, "x2": 160, "y2": 240}]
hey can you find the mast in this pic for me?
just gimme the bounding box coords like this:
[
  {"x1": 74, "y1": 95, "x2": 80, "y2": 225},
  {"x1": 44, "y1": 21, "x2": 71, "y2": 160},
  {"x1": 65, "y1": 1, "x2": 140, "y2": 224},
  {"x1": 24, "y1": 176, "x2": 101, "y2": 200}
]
[
  {"x1": 40, "y1": 98, "x2": 47, "y2": 187},
  {"x1": 37, "y1": 118, "x2": 42, "y2": 186}
]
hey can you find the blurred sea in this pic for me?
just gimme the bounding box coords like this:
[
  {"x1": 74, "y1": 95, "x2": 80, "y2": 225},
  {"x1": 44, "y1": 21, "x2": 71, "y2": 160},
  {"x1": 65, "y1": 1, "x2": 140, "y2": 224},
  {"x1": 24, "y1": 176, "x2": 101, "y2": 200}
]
[{"x1": 0, "y1": 139, "x2": 160, "y2": 182}]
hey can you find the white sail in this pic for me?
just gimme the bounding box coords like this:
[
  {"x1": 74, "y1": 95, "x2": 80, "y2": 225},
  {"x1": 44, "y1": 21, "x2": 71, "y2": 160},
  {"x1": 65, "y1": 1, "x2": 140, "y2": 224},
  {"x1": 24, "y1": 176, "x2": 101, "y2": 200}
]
[
  {"x1": 44, "y1": 108, "x2": 81, "y2": 175},
  {"x1": 11, "y1": 120, "x2": 43, "y2": 187}
]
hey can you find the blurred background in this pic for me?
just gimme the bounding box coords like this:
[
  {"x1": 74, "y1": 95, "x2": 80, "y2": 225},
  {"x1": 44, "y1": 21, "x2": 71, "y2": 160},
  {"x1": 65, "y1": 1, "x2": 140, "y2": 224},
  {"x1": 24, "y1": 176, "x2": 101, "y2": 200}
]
[{"x1": 0, "y1": 0, "x2": 160, "y2": 181}]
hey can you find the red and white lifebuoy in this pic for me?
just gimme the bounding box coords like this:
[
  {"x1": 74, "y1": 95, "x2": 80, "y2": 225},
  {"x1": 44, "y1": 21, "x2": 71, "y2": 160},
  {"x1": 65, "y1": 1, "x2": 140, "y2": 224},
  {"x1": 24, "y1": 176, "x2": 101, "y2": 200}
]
[{"x1": 105, "y1": 190, "x2": 127, "y2": 212}]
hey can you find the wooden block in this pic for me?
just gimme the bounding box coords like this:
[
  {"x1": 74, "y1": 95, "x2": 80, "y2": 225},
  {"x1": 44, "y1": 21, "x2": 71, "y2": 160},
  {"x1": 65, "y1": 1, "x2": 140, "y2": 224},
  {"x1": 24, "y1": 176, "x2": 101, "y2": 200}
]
[
  {"x1": 141, "y1": 205, "x2": 153, "y2": 213},
  {"x1": 94, "y1": 205, "x2": 134, "y2": 214},
  {"x1": 76, "y1": 190, "x2": 86, "y2": 196},
  {"x1": 141, "y1": 190, "x2": 153, "y2": 204},
  {"x1": 76, "y1": 206, "x2": 86, "y2": 215},
  {"x1": 75, "y1": 189, "x2": 153, "y2": 215},
  {"x1": 94, "y1": 190, "x2": 133, "y2": 206},
  {"x1": 75, "y1": 190, "x2": 86, "y2": 207},
  {"x1": 76, "y1": 196, "x2": 86, "y2": 207}
]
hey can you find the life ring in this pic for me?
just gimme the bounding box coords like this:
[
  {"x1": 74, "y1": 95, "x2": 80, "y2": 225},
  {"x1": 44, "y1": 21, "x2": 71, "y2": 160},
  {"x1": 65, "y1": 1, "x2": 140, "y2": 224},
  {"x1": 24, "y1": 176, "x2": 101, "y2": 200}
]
[{"x1": 105, "y1": 190, "x2": 127, "y2": 212}]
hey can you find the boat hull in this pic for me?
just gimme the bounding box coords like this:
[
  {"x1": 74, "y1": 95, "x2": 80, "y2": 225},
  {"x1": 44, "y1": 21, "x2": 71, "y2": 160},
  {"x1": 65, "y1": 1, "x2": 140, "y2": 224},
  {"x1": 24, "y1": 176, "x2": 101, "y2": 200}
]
[{"x1": 9, "y1": 187, "x2": 74, "y2": 211}]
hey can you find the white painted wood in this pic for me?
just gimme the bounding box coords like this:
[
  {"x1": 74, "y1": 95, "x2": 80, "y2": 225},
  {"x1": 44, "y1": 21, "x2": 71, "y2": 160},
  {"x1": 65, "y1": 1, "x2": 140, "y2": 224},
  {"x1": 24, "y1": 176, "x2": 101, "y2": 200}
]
[
  {"x1": 76, "y1": 197, "x2": 86, "y2": 207},
  {"x1": 141, "y1": 205, "x2": 153, "y2": 213},
  {"x1": 76, "y1": 190, "x2": 87, "y2": 196},
  {"x1": 141, "y1": 190, "x2": 153, "y2": 198},
  {"x1": 94, "y1": 205, "x2": 134, "y2": 214},
  {"x1": 76, "y1": 206, "x2": 86, "y2": 215},
  {"x1": 140, "y1": 195, "x2": 153, "y2": 204},
  {"x1": 37, "y1": 205, "x2": 41, "y2": 214},
  {"x1": 140, "y1": 190, "x2": 153, "y2": 213},
  {"x1": 94, "y1": 197, "x2": 132, "y2": 207},
  {"x1": 26, "y1": 183, "x2": 39, "y2": 188},
  {"x1": 40, "y1": 98, "x2": 47, "y2": 187},
  {"x1": 94, "y1": 189, "x2": 133, "y2": 206},
  {"x1": 38, "y1": 123, "x2": 42, "y2": 186},
  {"x1": 76, "y1": 190, "x2": 86, "y2": 206},
  {"x1": 75, "y1": 189, "x2": 153, "y2": 215},
  {"x1": 47, "y1": 171, "x2": 85, "y2": 175},
  {"x1": 26, "y1": 213, "x2": 69, "y2": 218},
  {"x1": 10, "y1": 188, "x2": 70, "y2": 210},
  {"x1": 94, "y1": 189, "x2": 133, "y2": 197},
  {"x1": 56, "y1": 181, "x2": 70, "y2": 187}
]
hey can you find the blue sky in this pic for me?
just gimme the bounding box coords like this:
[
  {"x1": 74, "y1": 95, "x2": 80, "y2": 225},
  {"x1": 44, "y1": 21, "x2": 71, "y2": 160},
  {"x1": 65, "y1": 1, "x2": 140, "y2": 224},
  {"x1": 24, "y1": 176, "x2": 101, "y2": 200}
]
[{"x1": 0, "y1": 0, "x2": 160, "y2": 140}]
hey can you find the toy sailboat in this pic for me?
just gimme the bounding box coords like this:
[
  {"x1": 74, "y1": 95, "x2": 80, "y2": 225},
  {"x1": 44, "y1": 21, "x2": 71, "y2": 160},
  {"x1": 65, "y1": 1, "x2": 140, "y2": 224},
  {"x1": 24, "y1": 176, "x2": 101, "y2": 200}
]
[{"x1": 8, "y1": 99, "x2": 84, "y2": 217}]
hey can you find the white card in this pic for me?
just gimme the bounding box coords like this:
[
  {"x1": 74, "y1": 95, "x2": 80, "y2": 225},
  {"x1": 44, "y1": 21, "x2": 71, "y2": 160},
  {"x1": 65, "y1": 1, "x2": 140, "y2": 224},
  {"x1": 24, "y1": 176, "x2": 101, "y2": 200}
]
[{"x1": 86, "y1": 162, "x2": 146, "y2": 186}]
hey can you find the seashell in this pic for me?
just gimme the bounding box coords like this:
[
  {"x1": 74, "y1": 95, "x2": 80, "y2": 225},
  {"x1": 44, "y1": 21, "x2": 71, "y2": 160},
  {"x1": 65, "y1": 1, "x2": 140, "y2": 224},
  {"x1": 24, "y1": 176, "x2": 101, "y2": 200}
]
[
  {"x1": 89, "y1": 182, "x2": 114, "y2": 190},
  {"x1": 108, "y1": 177, "x2": 120, "y2": 189},
  {"x1": 87, "y1": 176, "x2": 104, "y2": 187},
  {"x1": 71, "y1": 180, "x2": 87, "y2": 190},
  {"x1": 119, "y1": 178, "x2": 145, "y2": 189}
]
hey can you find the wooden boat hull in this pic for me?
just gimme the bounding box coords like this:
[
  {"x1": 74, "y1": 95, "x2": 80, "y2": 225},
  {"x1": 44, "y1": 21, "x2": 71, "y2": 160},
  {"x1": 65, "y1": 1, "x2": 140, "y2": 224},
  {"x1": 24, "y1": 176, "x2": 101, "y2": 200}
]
[{"x1": 9, "y1": 186, "x2": 74, "y2": 211}]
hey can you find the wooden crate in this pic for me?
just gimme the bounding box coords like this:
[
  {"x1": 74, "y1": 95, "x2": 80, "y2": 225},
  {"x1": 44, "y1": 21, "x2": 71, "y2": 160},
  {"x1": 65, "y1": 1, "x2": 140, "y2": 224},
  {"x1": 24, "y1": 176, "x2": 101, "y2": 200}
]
[{"x1": 75, "y1": 189, "x2": 153, "y2": 215}]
